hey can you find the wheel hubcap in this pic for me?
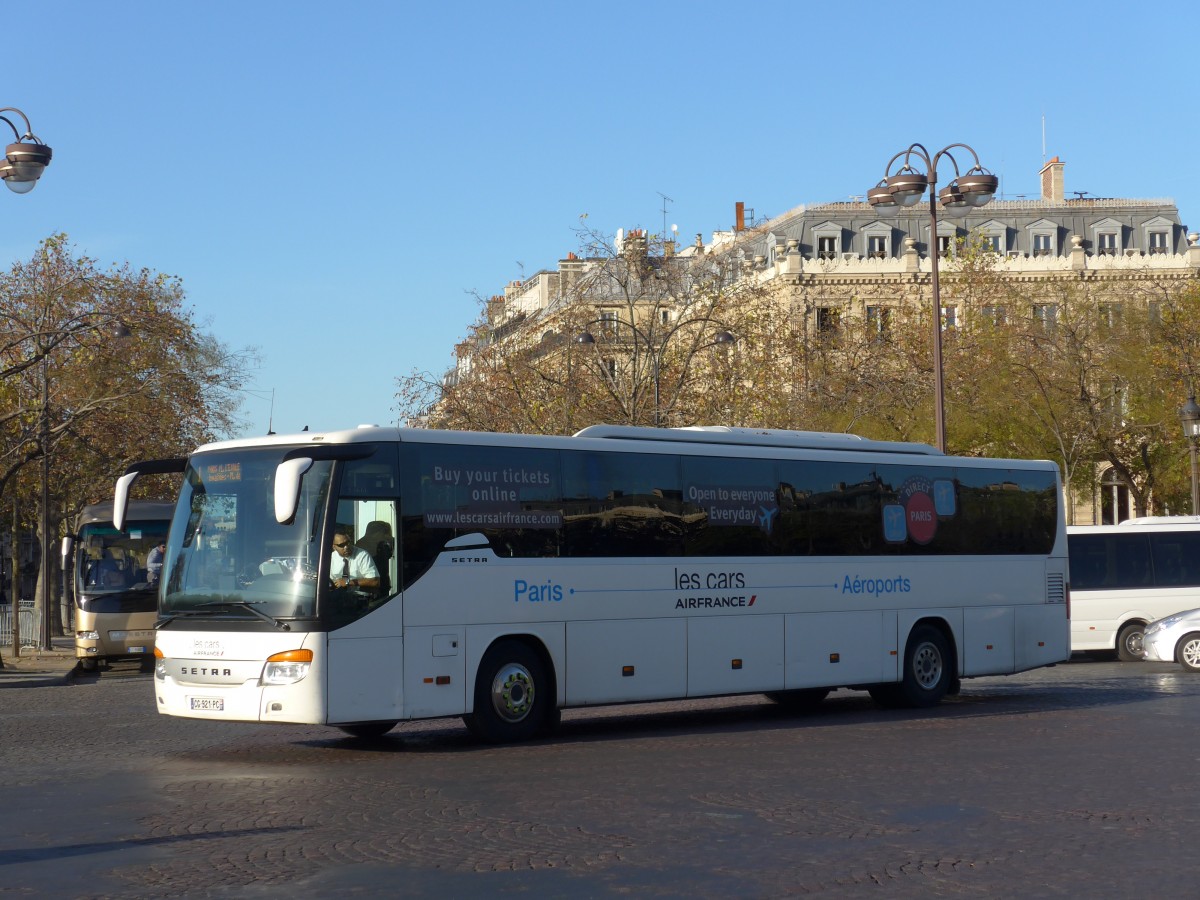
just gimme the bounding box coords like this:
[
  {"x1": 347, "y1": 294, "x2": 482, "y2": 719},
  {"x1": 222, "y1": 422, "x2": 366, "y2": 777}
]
[
  {"x1": 1183, "y1": 640, "x2": 1200, "y2": 669},
  {"x1": 490, "y1": 663, "x2": 535, "y2": 722},
  {"x1": 913, "y1": 642, "x2": 943, "y2": 689}
]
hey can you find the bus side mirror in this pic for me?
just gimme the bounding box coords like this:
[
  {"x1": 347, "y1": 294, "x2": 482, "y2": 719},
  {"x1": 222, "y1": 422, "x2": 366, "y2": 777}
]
[
  {"x1": 275, "y1": 457, "x2": 314, "y2": 524},
  {"x1": 61, "y1": 535, "x2": 74, "y2": 564},
  {"x1": 113, "y1": 471, "x2": 139, "y2": 531}
]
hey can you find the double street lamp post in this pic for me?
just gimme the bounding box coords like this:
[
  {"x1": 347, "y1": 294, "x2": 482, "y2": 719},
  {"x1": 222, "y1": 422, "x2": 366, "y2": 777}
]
[
  {"x1": 867, "y1": 143, "x2": 997, "y2": 453},
  {"x1": 575, "y1": 318, "x2": 735, "y2": 427},
  {"x1": 1180, "y1": 394, "x2": 1200, "y2": 516},
  {"x1": 0, "y1": 107, "x2": 52, "y2": 654}
]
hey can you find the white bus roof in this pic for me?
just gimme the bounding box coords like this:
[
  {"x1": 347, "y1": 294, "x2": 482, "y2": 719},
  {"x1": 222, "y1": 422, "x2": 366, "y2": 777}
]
[
  {"x1": 189, "y1": 423, "x2": 1059, "y2": 470},
  {"x1": 1068, "y1": 517, "x2": 1200, "y2": 533}
]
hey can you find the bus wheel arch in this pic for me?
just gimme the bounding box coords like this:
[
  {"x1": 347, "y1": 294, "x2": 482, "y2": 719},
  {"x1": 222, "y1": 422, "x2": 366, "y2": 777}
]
[
  {"x1": 1116, "y1": 620, "x2": 1146, "y2": 662},
  {"x1": 464, "y1": 636, "x2": 558, "y2": 743}
]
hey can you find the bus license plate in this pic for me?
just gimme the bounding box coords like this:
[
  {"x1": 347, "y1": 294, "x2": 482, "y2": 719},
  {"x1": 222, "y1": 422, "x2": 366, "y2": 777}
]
[
  {"x1": 128, "y1": 646, "x2": 146, "y2": 654},
  {"x1": 190, "y1": 697, "x2": 224, "y2": 712}
]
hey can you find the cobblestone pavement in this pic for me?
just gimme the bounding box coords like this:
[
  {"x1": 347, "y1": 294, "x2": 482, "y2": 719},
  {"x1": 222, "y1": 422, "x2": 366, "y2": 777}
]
[{"x1": 1, "y1": 657, "x2": 1197, "y2": 898}]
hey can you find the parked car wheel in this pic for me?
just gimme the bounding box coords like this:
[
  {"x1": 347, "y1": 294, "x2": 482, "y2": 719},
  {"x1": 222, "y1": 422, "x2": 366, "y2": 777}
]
[{"x1": 1175, "y1": 632, "x2": 1200, "y2": 673}]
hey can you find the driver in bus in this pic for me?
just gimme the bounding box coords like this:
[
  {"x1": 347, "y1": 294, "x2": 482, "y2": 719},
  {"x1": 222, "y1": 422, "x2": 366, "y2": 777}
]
[{"x1": 329, "y1": 525, "x2": 380, "y2": 594}]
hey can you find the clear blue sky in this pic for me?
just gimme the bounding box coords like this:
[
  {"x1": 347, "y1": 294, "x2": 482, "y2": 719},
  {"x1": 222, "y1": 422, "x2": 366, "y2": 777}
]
[{"x1": 9, "y1": 2, "x2": 1197, "y2": 438}]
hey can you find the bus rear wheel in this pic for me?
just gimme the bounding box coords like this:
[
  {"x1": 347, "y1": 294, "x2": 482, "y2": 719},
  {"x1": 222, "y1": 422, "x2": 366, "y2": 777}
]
[
  {"x1": 1116, "y1": 622, "x2": 1145, "y2": 662},
  {"x1": 464, "y1": 639, "x2": 551, "y2": 744},
  {"x1": 872, "y1": 625, "x2": 952, "y2": 709}
]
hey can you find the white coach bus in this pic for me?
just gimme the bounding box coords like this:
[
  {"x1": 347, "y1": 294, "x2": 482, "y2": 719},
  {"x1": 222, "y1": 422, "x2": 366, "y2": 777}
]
[
  {"x1": 1066, "y1": 518, "x2": 1200, "y2": 660},
  {"x1": 113, "y1": 425, "x2": 1069, "y2": 742}
]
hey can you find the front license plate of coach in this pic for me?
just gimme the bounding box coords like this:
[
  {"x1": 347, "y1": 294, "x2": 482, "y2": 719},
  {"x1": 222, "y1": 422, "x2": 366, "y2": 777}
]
[{"x1": 189, "y1": 697, "x2": 224, "y2": 712}]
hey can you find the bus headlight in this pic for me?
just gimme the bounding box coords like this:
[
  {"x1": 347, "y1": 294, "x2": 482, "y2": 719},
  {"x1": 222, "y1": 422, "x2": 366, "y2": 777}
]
[
  {"x1": 154, "y1": 646, "x2": 166, "y2": 680},
  {"x1": 76, "y1": 630, "x2": 100, "y2": 641},
  {"x1": 262, "y1": 649, "x2": 313, "y2": 685}
]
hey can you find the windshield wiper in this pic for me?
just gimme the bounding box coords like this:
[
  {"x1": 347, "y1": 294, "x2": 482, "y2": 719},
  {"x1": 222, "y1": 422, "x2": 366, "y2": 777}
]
[
  {"x1": 156, "y1": 609, "x2": 217, "y2": 629},
  {"x1": 196, "y1": 601, "x2": 291, "y2": 630}
]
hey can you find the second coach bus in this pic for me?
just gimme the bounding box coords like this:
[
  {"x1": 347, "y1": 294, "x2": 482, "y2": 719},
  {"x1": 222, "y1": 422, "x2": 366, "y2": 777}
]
[
  {"x1": 62, "y1": 501, "x2": 173, "y2": 671},
  {"x1": 1066, "y1": 518, "x2": 1200, "y2": 660},
  {"x1": 114, "y1": 424, "x2": 1069, "y2": 742}
]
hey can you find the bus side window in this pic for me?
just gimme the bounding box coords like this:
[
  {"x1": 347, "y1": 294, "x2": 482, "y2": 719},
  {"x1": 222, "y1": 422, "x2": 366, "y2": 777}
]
[{"x1": 1115, "y1": 535, "x2": 1152, "y2": 588}]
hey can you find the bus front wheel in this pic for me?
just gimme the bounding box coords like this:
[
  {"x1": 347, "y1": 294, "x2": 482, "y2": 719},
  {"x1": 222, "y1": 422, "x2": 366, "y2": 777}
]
[{"x1": 464, "y1": 639, "x2": 551, "y2": 743}]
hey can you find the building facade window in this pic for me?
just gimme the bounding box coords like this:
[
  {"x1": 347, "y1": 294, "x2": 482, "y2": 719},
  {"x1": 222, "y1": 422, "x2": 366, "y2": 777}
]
[
  {"x1": 937, "y1": 234, "x2": 954, "y2": 256},
  {"x1": 1033, "y1": 233, "x2": 1053, "y2": 257},
  {"x1": 1149, "y1": 231, "x2": 1168, "y2": 254},
  {"x1": 866, "y1": 305, "x2": 890, "y2": 342},
  {"x1": 942, "y1": 304, "x2": 957, "y2": 330},
  {"x1": 817, "y1": 236, "x2": 837, "y2": 260},
  {"x1": 981, "y1": 305, "x2": 1007, "y2": 325},
  {"x1": 1097, "y1": 232, "x2": 1118, "y2": 256},
  {"x1": 1033, "y1": 303, "x2": 1057, "y2": 330},
  {"x1": 868, "y1": 235, "x2": 887, "y2": 258},
  {"x1": 816, "y1": 307, "x2": 840, "y2": 335}
]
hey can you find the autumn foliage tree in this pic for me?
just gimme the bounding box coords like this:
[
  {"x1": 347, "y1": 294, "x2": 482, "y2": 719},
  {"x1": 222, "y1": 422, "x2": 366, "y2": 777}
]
[{"x1": 0, "y1": 234, "x2": 254, "y2": 637}]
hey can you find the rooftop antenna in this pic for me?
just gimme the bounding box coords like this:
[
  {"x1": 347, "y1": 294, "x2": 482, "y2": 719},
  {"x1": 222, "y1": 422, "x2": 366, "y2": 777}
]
[
  {"x1": 657, "y1": 192, "x2": 673, "y2": 241},
  {"x1": 245, "y1": 387, "x2": 276, "y2": 435}
]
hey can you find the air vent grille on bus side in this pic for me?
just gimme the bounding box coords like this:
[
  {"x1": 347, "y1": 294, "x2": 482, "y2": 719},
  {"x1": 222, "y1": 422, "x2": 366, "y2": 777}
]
[{"x1": 1046, "y1": 573, "x2": 1066, "y2": 604}]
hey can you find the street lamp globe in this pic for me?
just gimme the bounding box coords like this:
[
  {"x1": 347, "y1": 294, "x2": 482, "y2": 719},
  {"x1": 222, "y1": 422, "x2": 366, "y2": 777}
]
[
  {"x1": 1181, "y1": 395, "x2": 1200, "y2": 438},
  {"x1": 1, "y1": 138, "x2": 52, "y2": 193}
]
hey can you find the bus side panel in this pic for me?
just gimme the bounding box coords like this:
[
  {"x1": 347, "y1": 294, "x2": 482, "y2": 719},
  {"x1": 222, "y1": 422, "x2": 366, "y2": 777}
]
[
  {"x1": 784, "y1": 610, "x2": 893, "y2": 689},
  {"x1": 400, "y1": 626, "x2": 467, "y2": 720},
  {"x1": 1016, "y1": 604, "x2": 1069, "y2": 670},
  {"x1": 961, "y1": 607, "x2": 1016, "y2": 676},
  {"x1": 565, "y1": 618, "x2": 685, "y2": 706},
  {"x1": 327, "y1": 636, "x2": 405, "y2": 724},
  {"x1": 686, "y1": 614, "x2": 785, "y2": 697}
]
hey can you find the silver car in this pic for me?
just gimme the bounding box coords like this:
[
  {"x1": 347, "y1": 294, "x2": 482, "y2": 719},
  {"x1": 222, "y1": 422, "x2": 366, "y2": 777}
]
[{"x1": 1142, "y1": 608, "x2": 1200, "y2": 672}]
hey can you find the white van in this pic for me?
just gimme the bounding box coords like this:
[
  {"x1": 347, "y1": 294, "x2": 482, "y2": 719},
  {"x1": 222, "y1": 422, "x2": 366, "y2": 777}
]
[{"x1": 1067, "y1": 518, "x2": 1200, "y2": 660}]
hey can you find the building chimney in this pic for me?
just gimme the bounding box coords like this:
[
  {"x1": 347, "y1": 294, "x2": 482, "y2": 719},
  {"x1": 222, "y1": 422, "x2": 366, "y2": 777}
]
[
  {"x1": 735, "y1": 201, "x2": 745, "y2": 232},
  {"x1": 1040, "y1": 156, "x2": 1065, "y2": 203}
]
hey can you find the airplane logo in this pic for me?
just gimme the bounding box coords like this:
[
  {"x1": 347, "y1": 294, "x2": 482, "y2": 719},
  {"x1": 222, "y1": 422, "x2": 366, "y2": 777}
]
[{"x1": 758, "y1": 505, "x2": 778, "y2": 532}]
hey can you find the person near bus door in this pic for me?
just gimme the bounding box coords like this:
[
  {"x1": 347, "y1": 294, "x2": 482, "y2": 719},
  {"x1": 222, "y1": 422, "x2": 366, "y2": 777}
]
[
  {"x1": 147, "y1": 541, "x2": 166, "y2": 585},
  {"x1": 329, "y1": 524, "x2": 379, "y2": 593}
]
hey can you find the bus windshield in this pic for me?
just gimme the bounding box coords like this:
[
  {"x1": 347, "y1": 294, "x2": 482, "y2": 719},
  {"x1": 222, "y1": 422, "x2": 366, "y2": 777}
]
[
  {"x1": 77, "y1": 518, "x2": 169, "y2": 597},
  {"x1": 162, "y1": 448, "x2": 332, "y2": 620}
]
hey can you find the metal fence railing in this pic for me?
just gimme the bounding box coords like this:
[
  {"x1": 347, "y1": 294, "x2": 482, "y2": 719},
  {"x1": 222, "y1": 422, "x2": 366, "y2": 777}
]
[{"x1": 0, "y1": 601, "x2": 44, "y2": 650}]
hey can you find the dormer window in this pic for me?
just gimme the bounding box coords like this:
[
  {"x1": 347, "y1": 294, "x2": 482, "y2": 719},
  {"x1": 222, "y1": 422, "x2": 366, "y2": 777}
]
[
  {"x1": 868, "y1": 235, "x2": 887, "y2": 258},
  {"x1": 813, "y1": 222, "x2": 843, "y2": 261},
  {"x1": 1140, "y1": 216, "x2": 1174, "y2": 256},
  {"x1": 1027, "y1": 219, "x2": 1058, "y2": 257},
  {"x1": 1098, "y1": 232, "x2": 1118, "y2": 256},
  {"x1": 976, "y1": 221, "x2": 1006, "y2": 255}
]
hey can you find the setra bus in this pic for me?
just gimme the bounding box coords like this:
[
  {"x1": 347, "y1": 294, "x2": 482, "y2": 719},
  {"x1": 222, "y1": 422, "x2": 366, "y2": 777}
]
[
  {"x1": 113, "y1": 425, "x2": 1070, "y2": 742},
  {"x1": 62, "y1": 500, "x2": 173, "y2": 671},
  {"x1": 1066, "y1": 517, "x2": 1200, "y2": 660}
]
